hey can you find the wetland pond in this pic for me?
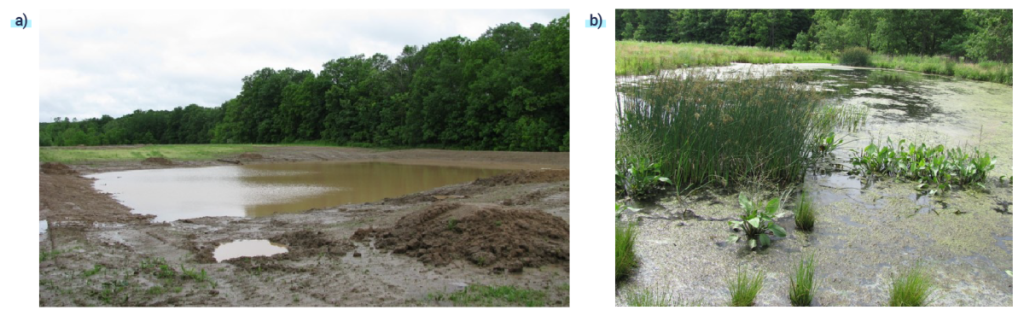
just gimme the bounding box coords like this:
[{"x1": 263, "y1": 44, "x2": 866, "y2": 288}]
[
  {"x1": 616, "y1": 63, "x2": 1012, "y2": 306},
  {"x1": 91, "y1": 161, "x2": 512, "y2": 222}
]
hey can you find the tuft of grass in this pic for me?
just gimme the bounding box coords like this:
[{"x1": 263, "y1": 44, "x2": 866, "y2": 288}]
[
  {"x1": 789, "y1": 253, "x2": 816, "y2": 306},
  {"x1": 442, "y1": 284, "x2": 548, "y2": 306},
  {"x1": 888, "y1": 262, "x2": 934, "y2": 306},
  {"x1": 615, "y1": 220, "x2": 640, "y2": 282},
  {"x1": 839, "y1": 47, "x2": 872, "y2": 67},
  {"x1": 728, "y1": 269, "x2": 765, "y2": 306},
  {"x1": 622, "y1": 288, "x2": 673, "y2": 306},
  {"x1": 794, "y1": 192, "x2": 816, "y2": 231}
]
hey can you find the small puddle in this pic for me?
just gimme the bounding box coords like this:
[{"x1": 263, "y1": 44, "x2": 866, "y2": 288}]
[
  {"x1": 92, "y1": 161, "x2": 512, "y2": 221},
  {"x1": 213, "y1": 239, "x2": 288, "y2": 262},
  {"x1": 39, "y1": 220, "x2": 47, "y2": 242}
]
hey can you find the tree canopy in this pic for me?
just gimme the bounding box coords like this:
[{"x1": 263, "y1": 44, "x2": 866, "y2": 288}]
[{"x1": 41, "y1": 14, "x2": 570, "y2": 152}]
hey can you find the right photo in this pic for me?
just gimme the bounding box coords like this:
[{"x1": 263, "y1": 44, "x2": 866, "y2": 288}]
[{"x1": 614, "y1": 9, "x2": 1011, "y2": 306}]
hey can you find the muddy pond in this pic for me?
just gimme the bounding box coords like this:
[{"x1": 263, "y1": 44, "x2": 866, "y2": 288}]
[
  {"x1": 91, "y1": 161, "x2": 511, "y2": 222},
  {"x1": 616, "y1": 64, "x2": 1013, "y2": 306}
]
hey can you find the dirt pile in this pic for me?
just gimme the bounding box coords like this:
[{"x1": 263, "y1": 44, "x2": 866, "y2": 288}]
[
  {"x1": 473, "y1": 169, "x2": 569, "y2": 186},
  {"x1": 270, "y1": 229, "x2": 355, "y2": 258},
  {"x1": 142, "y1": 157, "x2": 174, "y2": 165},
  {"x1": 352, "y1": 203, "x2": 569, "y2": 272},
  {"x1": 40, "y1": 162, "x2": 77, "y2": 175}
]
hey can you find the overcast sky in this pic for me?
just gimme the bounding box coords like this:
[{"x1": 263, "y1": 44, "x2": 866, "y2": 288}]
[{"x1": 39, "y1": 9, "x2": 568, "y2": 122}]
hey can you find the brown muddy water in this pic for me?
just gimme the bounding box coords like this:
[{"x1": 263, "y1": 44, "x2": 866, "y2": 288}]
[
  {"x1": 91, "y1": 161, "x2": 511, "y2": 222},
  {"x1": 616, "y1": 64, "x2": 1013, "y2": 306}
]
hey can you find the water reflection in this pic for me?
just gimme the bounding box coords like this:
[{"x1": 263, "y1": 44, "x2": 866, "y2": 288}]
[{"x1": 92, "y1": 161, "x2": 511, "y2": 221}]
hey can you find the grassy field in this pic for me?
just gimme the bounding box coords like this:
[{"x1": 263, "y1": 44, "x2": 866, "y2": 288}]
[
  {"x1": 39, "y1": 144, "x2": 257, "y2": 164},
  {"x1": 616, "y1": 41, "x2": 833, "y2": 76},
  {"x1": 616, "y1": 41, "x2": 1012, "y2": 84}
]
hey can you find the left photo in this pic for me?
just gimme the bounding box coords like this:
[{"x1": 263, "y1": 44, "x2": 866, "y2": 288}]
[{"x1": 38, "y1": 9, "x2": 569, "y2": 307}]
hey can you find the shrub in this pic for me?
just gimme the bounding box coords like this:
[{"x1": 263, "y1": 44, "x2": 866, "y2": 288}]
[{"x1": 839, "y1": 47, "x2": 872, "y2": 67}]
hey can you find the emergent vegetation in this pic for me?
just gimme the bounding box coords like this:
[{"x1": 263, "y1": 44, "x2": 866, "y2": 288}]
[
  {"x1": 728, "y1": 194, "x2": 787, "y2": 250},
  {"x1": 789, "y1": 253, "x2": 816, "y2": 306},
  {"x1": 615, "y1": 219, "x2": 640, "y2": 282},
  {"x1": 793, "y1": 192, "x2": 816, "y2": 231},
  {"x1": 888, "y1": 262, "x2": 934, "y2": 306},
  {"x1": 41, "y1": 15, "x2": 569, "y2": 152},
  {"x1": 850, "y1": 138, "x2": 997, "y2": 193},
  {"x1": 728, "y1": 269, "x2": 765, "y2": 306},
  {"x1": 617, "y1": 71, "x2": 859, "y2": 192}
]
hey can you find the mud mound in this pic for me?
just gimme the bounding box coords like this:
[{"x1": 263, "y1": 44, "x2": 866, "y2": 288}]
[
  {"x1": 270, "y1": 230, "x2": 354, "y2": 258},
  {"x1": 142, "y1": 157, "x2": 173, "y2": 165},
  {"x1": 40, "y1": 162, "x2": 77, "y2": 175},
  {"x1": 473, "y1": 169, "x2": 569, "y2": 186},
  {"x1": 238, "y1": 152, "x2": 263, "y2": 160},
  {"x1": 352, "y1": 203, "x2": 569, "y2": 271}
]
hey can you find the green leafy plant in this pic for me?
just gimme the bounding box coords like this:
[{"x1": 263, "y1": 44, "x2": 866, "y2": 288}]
[
  {"x1": 794, "y1": 192, "x2": 816, "y2": 231},
  {"x1": 888, "y1": 262, "x2": 934, "y2": 306},
  {"x1": 616, "y1": 155, "x2": 672, "y2": 201},
  {"x1": 728, "y1": 194, "x2": 787, "y2": 249},
  {"x1": 615, "y1": 220, "x2": 640, "y2": 282},
  {"x1": 789, "y1": 253, "x2": 816, "y2": 306},
  {"x1": 728, "y1": 269, "x2": 765, "y2": 306},
  {"x1": 850, "y1": 137, "x2": 996, "y2": 193}
]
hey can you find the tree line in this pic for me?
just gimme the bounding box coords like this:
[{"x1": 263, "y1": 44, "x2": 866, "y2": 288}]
[
  {"x1": 40, "y1": 15, "x2": 569, "y2": 152},
  {"x1": 617, "y1": 9, "x2": 1012, "y2": 63}
]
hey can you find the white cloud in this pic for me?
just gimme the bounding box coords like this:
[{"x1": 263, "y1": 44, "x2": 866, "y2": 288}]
[{"x1": 40, "y1": 9, "x2": 567, "y2": 122}]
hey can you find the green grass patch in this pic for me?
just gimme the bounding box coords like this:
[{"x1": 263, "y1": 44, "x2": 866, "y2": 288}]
[
  {"x1": 441, "y1": 284, "x2": 549, "y2": 307},
  {"x1": 621, "y1": 288, "x2": 671, "y2": 306},
  {"x1": 728, "y1": 269, "x2": 765, "y2": 306},
  {"x1": 615, "y1": 220, "x2": 640, "y2": 282},
  {"x1": 616, "y1": 41, "x2": 834, "y2": 76},
  {"x1": 888, "y1": 262, "x2": 934, "y2": 306},
  {"x1": 789, "y1": 252, "x2": 816, "y2": 306},
  {"x1": 39, "y1": 144, "x2": 257, "y2": 164},
  {"x1": 793, "y1": 192, "x2": 816, "y2": 231},
  {"x1": 617, "y1": 71, "x2": 854, "y2": 188},
  {"x1": 850, "y1": 138, "x2": 996, "y2": 193}
]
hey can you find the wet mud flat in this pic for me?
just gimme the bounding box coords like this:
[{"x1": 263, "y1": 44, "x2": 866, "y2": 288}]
[
  {"x1": 615, "y1": 65, "x2": 1012, "y2": 306},
  {"x1": 39, "y1": 148, "x2": 569, "y2": 306}
]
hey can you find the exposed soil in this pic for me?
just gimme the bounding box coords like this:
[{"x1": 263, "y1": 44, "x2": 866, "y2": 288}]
[
  {"x1": 141, "y1": 157, "x2": 173, "y2": 166},
  {"x1": 39, "y1": 147, "x2": 569, "y2": 306},
  {"x1": 353, "y1": 203, "x2": 569, "y2": 271}
]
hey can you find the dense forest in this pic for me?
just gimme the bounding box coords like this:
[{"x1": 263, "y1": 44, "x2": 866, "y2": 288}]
[
  {"x1": 40, "y1": 15, "x2": 569, "y2": 152},
  {"x1": 616, "y1": 9, "x2": 1012, "y2": 63}
]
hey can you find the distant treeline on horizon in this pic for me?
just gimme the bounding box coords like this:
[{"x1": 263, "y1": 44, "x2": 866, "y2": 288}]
[
  {"x1": 617, "y1": 9, "x2": 1011, "y2": 63},
  {"x1": 41, "y1": 14, "x2": 569, "y2": 152}
]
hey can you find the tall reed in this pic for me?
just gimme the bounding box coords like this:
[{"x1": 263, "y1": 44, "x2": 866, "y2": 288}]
[{"x1": 617, "y1": 70, "x2": 841, "y2": 188}]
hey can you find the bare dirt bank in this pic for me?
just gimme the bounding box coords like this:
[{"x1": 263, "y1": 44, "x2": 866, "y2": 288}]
[{"x1": 39, "y1": 147, "x2": 569, "y2": 306}]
